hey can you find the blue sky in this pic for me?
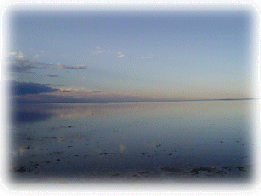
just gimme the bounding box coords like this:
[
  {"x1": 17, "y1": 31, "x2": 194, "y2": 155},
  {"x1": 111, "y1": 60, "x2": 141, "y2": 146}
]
[{"x1": 6, "y1": 8, "x2": 256, "y2": 103}]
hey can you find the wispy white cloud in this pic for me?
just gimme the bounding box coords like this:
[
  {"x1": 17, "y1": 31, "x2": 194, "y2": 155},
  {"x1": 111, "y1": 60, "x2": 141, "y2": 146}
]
[
  {"x1": 91, "y1": 46, "x2": 126, "y2": 58},
  {"x1": 8, "y1": 51, "x2": 87, "y2": 72},
  {"x1": 117, "y1": 51, "x2": 125, "y2": 58},
  {"x1": 8, "y1": 51, "x2": 35, "y2": 72},
  {"x1": 91, "y1": 50, "x2": 102, "y2": 55},
  {"x1": 32, "y1": 61, "x2": 53, "y2": 66},
  {"x1": 51, "y1": 87, "x2": 145, "y2": 99},
  {"x1": 56, "y1": 63, "x2": 87, "y2": 69},
  {"x1": 10, "y1": 52, "x2": 17, "y2": 56},
  {"x1": 91, "y1": 46, "x2": 103, "y2": 55},
  {"x1": 15, "y1": 51, "x2": 29, "y2": 63},
  {"x1": 58, "y1": 87, "x2": 102, "y2": 94},
  {"x1": 56, "y1": 63, "x2": 66, "y2": 69},
  {"x1": 70, "y1": 64, "x2": 87, "y2": 69},
  {"x1": 8, "y1": 51, "x2": 53, "y2": 72}
]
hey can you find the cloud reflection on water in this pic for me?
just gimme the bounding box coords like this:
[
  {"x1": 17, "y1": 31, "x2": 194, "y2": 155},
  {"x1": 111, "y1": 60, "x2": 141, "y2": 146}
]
[
  {"x1": 119, "y1": 144, "x2": 126, "y2": 154},
  {"x1": 12, "y1": 102, "x2": 160, "y2": 124},
  {"x1": 12, "y1": 101, "x2": 250, "y2": 126},
  {"x1": 10, "y1": 100, "x2": 254, "y2": 181},
  {"x1": 13, "y1": 111, "x2": 53, "y2": 124}
]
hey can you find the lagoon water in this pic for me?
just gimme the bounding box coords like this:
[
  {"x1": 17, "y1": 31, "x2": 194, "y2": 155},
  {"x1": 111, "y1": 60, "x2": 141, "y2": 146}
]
[{"x1": 9, "y1": 100, "x2": 255, "y2": 182}]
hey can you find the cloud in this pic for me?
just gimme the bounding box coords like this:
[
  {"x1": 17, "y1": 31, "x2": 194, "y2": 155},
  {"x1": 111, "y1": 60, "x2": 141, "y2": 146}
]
[
  {"x1": 91, "y1": 47, "x2": 126, "y2": 58},
  {"x1": 69, "y1": 64, "x2": 87, "y2": 69},
  {"x1": 12, "y1": 84, "x2": 177, "y2": 103},
  {"x1": 56, "y1": 63, "x2": 87, "y2": 69},
  {"x1": 11, "y1": 81, "x2": 58, "y2": 96},
  {"x1": 91, "y1": 51, "x2": 102, "y2": 55},
  {"x1": 57, "y1": 87, "x2": 101, "y2": 94},
  {"x1": 56, "y1": 63, "x2": 66, "y2": 69},
  {"x1": 91, "y1": 50, "x2": 102, "y2": 55},
  {"x1": 117, "y1": 52, "x2": 125, "y2": 58},
  {"x1": 46, "y1": 74, "x2": 58, "y2": 77},
  {"x1": 91, "y1": 46, "x2": 103, "y2": 55},
  {"x1": 32, "y1": 61, "x2": 53, "y2": 66},
  {"x1": 8, "y1": 51, "x2": 35, "y2": 72},
  {"x1": 10, "y1": 52, "x2": 17, "y2": 56},
  {"x1": 8, "y1": 51, "x2": 53, "y2": 72},
  {"x1": 15, "y1": 51, "x2": 28, "y2": 63},
  {"x1": 10, "y1": 63, "x2": 35, "y2": 73},
  {"x1": 8, "y1": 51, "x2": 86, "y2": 73}
]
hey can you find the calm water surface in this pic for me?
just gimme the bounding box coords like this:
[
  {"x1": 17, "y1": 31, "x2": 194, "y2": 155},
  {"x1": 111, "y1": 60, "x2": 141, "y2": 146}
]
[{"x1": 9, "y1": 101, "x2": 255, "y2": 182}]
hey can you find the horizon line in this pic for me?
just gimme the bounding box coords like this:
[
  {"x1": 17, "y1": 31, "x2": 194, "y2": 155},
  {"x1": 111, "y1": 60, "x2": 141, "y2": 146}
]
[{"x1": 14, "y1": 98, "x2": 258, "y2": 104}]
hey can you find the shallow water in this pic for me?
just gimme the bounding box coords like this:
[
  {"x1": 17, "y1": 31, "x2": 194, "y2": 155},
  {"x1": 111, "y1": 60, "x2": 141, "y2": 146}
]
[{"x1": 9, "y1": 100, "x2": 255, "y2": 182}]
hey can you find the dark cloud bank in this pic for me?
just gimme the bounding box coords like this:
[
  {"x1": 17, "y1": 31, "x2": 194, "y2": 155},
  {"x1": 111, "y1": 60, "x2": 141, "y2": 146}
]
[
  {"x1": 9, "y1": 81, "x2": 250, "y2": 103},
  {"x1": 11, "y1": 81, "x2": 58, "y2": 96}
]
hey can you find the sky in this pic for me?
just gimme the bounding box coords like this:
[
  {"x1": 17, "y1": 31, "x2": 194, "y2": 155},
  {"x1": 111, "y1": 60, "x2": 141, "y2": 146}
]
[{"x1": 5, "y1": 7, "x2": 257, "y2": 103}]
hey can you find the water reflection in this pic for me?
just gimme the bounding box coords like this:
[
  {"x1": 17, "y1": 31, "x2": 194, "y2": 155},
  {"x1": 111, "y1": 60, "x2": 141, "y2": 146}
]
[
  {"x1": 120, "y1": 144, "x2": 126, "y2": 154},
  {"x1": 11, "y1": 145, "x2": 26, "y2": 157},
  {"x1": 13, "y1": 101, "x2": 253, "y2": 124},
  {"x1": 10, "y1": 101, "x2": 254, "y2": 181},
  {"x1": 13, "y1": 111, "x2": 53, "y2": 124},
  {"x1": 12, "y1": 102, "x2": 177, "y2": 124}
]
